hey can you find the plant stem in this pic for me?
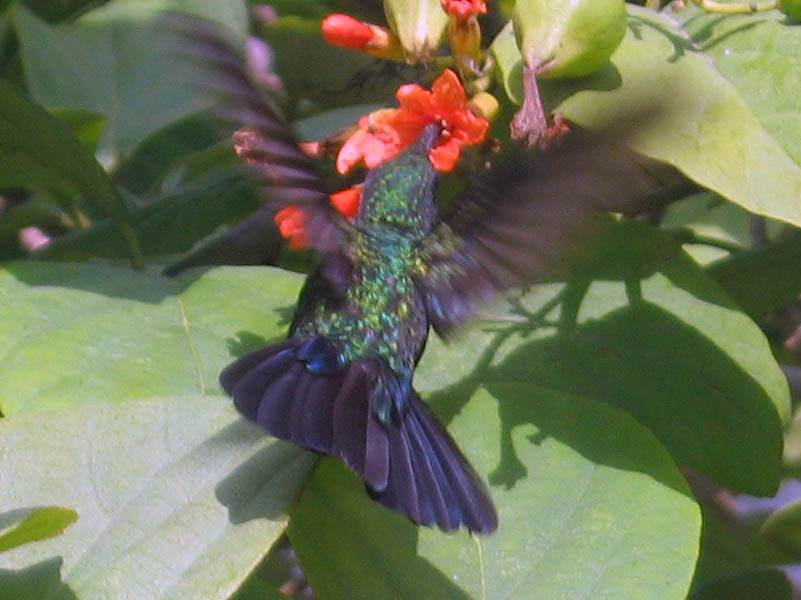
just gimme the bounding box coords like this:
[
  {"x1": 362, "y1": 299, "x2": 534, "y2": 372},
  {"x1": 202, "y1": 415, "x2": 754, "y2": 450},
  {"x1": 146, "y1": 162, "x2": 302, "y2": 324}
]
[{"x1": 689, "y1": 0, "x2": 778, "y2": 14}]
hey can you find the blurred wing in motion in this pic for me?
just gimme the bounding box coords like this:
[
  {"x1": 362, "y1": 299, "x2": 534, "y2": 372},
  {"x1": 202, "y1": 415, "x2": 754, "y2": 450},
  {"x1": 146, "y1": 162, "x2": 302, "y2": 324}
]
[
  {"x1": 166, "y1": 14, "x2": 348, "y2": 258},
  {"x1": 417, "y1": 129, "x2": 692, "y2": 336}
]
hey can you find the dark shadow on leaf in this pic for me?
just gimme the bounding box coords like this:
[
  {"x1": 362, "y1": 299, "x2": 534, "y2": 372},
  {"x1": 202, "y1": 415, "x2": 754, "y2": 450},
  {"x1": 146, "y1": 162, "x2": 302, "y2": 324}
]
[
  {"x1": 424, "y1": 221, "x2": 782, "y2": 498},
  {"x1": 688, "y1": 15, "x2": 762, "y2": 50},
  {"x1": 628, "y1": 14, "x2": 698, "y2": 62},
  {"x1": 488, "y1": 300, "x2": 782, "y2": 497},
  {"x1": 288, "y1": 460, "x2": 473, "y2": 600},
  {"x1": 539, "y1": 62, "x2": 622, "y2": 112},
  {"x1": 2, "y1": 261, "x2": 175, "y2": 304},
  {"x1": 0, "y1": 557, "x2": 77, "y2": 600},
  {"x1": 214, "y1": 420, "x2": 318, "y2": 524}
]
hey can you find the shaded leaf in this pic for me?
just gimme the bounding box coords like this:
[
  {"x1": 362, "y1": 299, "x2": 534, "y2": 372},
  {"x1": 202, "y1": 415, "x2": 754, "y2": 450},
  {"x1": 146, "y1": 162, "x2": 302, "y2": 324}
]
[
  {"x1": 691, "y1": 568, "x2": 793, "y2": 600},
  {"x1": 36, "y1": 168, "x2": 261, "y2": 262},
  {"x1": 0, "y1": 79, "x2": 136, "y2": 240},
  {"x1": 417, "y1": 219, "x2": 788, "y2": 496},
  {"x1": 708, "y1": 230, "x2": 801, "y2": 319},
  {"x1": 18, "y1": 0, "x2": 110, "y2": 23},
  {"x1": 761, "y1": 497, "x2": 801, "y2": 560},
  {"x1": 11, "y1": 1, "x2": 248, "y2": 160},
  {"x1": 290, "y1": 386, "x2": 700, "y2": 600}
]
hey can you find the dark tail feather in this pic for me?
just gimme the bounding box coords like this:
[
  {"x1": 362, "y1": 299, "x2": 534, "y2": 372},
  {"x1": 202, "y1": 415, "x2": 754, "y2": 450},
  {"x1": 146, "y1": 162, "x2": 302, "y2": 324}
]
[
  {"x1": 369, "y1": 391, "x2": 498, "y2": 534},
  {"x1": 220, "y1": 336, "x2": 498, "y2": 533}
]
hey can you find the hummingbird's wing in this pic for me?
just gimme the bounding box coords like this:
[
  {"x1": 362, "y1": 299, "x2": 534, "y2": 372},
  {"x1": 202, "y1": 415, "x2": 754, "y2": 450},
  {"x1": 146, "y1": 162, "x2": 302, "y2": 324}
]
[
  {"x1": 169, "y1": 14, "x2": 349, "y2": 258},
  {"x1": 416, "y1": 131, "x2": 692, "y2": 336}
]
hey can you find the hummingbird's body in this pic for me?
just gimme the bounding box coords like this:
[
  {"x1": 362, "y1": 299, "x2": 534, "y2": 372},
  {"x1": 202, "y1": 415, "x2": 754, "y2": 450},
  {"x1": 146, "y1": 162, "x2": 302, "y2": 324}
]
[{"x1": 222, "y1": 127, "x2": 499, "y2": 533}]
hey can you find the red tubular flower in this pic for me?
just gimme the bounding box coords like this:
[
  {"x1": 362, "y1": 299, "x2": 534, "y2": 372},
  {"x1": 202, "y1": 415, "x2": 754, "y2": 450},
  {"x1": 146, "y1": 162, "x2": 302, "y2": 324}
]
[
  {"x1": 274, "y1": 206, "x2": 308, "y2": 249},
  {"x1": 440, "y1": 0, "x2": 487, "y2": 20},
  {"x1": 321, "y1": 14, "x2": 373, "y2": 50},
  {"x1": 336, "y1": 69, "x2": 489, "y2": 174},
  {"x1": 329, "y1": 186, "x2": 362, "y2": 218},
  {"x1": 321, "y1": 14, "x2": 402, "y2": 60}
]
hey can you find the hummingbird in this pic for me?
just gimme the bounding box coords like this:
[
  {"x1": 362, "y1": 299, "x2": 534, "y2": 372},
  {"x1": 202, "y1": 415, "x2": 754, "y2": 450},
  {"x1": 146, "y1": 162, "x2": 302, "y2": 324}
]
[
  {"x1": 222, "y1": 124, "x2": 499, "y2": 533},
  {"x1": 174, "y1": 15, "x2": 687, "y2": 534}
]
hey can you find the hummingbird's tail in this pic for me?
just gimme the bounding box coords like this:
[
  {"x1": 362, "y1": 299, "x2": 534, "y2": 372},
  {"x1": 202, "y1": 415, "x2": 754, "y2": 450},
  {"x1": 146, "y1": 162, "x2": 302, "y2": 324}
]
[{"x1": 220, "y1": 336, "x2": 498, "y2": 534}]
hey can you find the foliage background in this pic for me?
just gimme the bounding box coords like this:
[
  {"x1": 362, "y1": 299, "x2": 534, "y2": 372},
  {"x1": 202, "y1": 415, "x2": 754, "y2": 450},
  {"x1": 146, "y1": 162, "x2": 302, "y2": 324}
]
[{"x1": 0, "y1": 0, "x2": 800, "y2": 598}]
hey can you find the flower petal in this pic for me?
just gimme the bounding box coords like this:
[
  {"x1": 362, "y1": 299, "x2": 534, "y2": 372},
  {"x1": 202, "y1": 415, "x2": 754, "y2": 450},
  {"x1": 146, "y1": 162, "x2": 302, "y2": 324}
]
[
  {"x1": 431, "y1": 69, "x2": 466, "y2": 113},
  {"x1": 429, "y1": 138, "x2": 462, "y2": 172},
  {"x1": 330, "y1": 186, "x2": 362, "y2": 218},
  {"x1": 396, "y1": 83, "x2": 435, "y2": 117}
]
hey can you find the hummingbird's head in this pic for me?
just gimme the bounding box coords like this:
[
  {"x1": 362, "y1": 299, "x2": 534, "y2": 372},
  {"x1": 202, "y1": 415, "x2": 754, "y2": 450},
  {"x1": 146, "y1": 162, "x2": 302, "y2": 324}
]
[{"x1": 355, "y1": 124, "x2": 439, "y2": 239}]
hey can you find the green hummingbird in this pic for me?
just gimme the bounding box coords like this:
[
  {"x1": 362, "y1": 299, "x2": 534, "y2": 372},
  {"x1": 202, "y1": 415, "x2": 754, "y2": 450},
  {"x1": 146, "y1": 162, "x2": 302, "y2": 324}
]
[
  {"x1": 175, "y1": 15, "x2": 684, "y2": 534},
  {"x1": 222, "y1": 124, "x2": 500, "y2": 533}
]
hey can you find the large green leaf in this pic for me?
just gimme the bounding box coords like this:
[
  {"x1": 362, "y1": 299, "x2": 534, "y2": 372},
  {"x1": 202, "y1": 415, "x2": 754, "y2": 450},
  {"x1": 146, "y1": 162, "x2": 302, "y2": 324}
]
[
  {"x1": 0, "y1": 262, "x2": 302, "y2": 416},
  {"x1": 0, "y1": 395, "x2": 316, "y2": 600},
  {"x1": 11, "y1": 0, "x2": 248, "y2": 161},
  {"x1": 415, "y1": 220, "x2": 788, "y2": 496},
  {"x1": 289, "y1": 386, "x2": 701, "y2": 600},
  {"x1": 492, "y1": 6, "x2": 801, "y2": 228},
  {"x1": 668, "y1": 5, "x2": 801, "y2": 168}
]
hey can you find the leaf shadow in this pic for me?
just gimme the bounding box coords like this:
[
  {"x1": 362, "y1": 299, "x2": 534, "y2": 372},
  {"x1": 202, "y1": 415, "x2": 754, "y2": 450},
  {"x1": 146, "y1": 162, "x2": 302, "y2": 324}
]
[
  {"x1": 425, "y1": 234, "x2": 782, "y2": 501},
  {"x1": 0, "y1": 557, "x2": 77, "y2": 600},
  {"x1": 290, "y1": 460, "x2": 474, "y2": 600},
  {"x1": 213, "y1": 420, "x2": 318, "y2": 524}
]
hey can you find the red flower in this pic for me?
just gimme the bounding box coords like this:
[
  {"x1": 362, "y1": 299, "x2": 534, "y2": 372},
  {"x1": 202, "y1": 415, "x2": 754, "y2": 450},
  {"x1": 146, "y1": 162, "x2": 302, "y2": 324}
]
[
  {"x1": 321, "y1": 14, "x2": 402, "y2": 60},
  {"x1": 337, "y1": 69, "x2": 489, "y2": 174},
  {"x1": 274, "y1": 206, "x2": 308, "y2": 250},
  {"x1": 274, "y1": 189, "x2": 363, "y2": 249},
  {"x1": 440, "y1": 0, "x2": 487, "y2": 20},
  {"x1": 321, "y1": 14, "x2": 373, "y2": 51},
  {"x1": 329, "y1": 186, "x2": 362, "y2": 218}
]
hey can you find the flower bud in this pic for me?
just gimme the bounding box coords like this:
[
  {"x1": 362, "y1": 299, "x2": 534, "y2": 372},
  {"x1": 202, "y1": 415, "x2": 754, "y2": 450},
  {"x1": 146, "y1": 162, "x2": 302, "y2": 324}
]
[
  {"x1": 466, "y1": 91, "x2": 498, "y2": 122},
  {"x1": 513, "y1": 0, "x2": 626, "y2": 80},
  {"x1": 321, "y1": 14, "x2": 403, "y2": 60},
  {"x1": 383, "y1": 0, "x2": 449, "y2": 62}
]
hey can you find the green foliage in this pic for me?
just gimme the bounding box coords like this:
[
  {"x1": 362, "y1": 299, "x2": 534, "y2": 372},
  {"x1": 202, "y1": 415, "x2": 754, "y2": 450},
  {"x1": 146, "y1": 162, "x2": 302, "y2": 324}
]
[{"x1": 1, "y1": 0, "x2": 800, "y2": 598}]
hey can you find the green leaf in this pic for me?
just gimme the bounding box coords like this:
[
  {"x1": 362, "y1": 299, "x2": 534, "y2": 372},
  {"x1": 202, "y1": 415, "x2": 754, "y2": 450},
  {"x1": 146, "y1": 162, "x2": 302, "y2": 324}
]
[
  {"x1": 0, "y1": 78, "x2": 141, "y2": 264},
  {"x1": 35, "y1": 168, "x2": 261, "y2": 261},
  {"x1": 498, "y1": 5, "x2": 801, "y2": 229},
  {"x1": 708, "y1": 231, "x2": 801, "y2": 319},
  {"x1": 18, "y1": 0, "x2": 110, "y2": 23},
  {"x1": 0, "y1": 396, "x2": 316, "y2": 600},
  {"x1": 289, "y1": 386, "x2": 700, "y2": 600},
  {"x1": 0, "y1": 262, "x2": 318, "y2": 597},
  {"x1": 761, "y1": 497, "x2": 801, "y2": 559},
  {"x1": 0, "y1": 262, "x2": 303, "y2": 416},
  {"x1": 0, "y1": 507, "x2": 78, "y2": 553},
  {"x1": 50, "y1": 109, "x2": 106, "y2": 155},
  {"x1": 691, "y1": 569, "x2": 793, "y2": 600},
  {"x1": 11, "y1": 1, "x2": 248, "y2": 161},
  {"x1": 417, "y1": 220, "x2": 788, "y2": 496},
  {"x1": 668, "y1": 5, "x2": 801, "y2": 168}
]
